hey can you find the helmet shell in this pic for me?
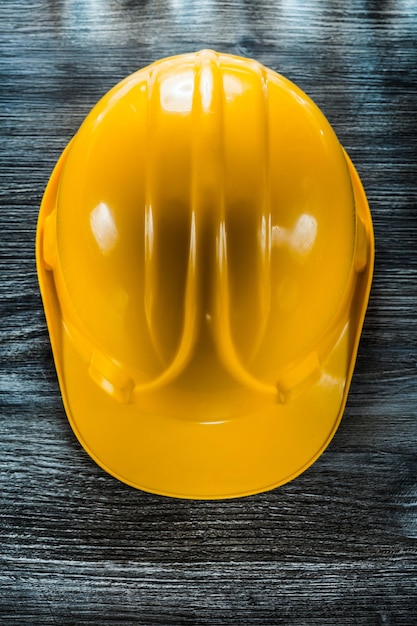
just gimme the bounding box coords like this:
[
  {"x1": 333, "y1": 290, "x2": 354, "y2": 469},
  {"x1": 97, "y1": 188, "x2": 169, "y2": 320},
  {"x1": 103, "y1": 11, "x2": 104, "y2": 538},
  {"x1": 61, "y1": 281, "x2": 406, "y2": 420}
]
[{"x1": 37, "y1": 50, "x2": 374, "y2": 498}]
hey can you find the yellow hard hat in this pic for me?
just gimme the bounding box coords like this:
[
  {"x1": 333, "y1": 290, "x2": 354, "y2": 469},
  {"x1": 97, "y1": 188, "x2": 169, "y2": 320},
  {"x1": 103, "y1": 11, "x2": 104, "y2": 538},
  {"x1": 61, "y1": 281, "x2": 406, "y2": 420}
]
[{"x1": 36, "y1": 50, "x2": 374, "y2": 499}]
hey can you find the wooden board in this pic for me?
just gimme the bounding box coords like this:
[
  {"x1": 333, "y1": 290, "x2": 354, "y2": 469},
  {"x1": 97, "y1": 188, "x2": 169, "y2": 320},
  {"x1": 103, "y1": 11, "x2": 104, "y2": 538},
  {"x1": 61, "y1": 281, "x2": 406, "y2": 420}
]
[{"x1": 0, "y1": 1, "x2": 416, "y2": 623}]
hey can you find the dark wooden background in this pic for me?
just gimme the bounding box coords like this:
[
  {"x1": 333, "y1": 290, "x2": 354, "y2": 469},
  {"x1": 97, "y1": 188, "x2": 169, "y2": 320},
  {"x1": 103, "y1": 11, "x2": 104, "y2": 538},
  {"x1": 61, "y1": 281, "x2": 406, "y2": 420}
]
[{"x1": 1, "y1": 1, "x2": 416, "y2": 624}]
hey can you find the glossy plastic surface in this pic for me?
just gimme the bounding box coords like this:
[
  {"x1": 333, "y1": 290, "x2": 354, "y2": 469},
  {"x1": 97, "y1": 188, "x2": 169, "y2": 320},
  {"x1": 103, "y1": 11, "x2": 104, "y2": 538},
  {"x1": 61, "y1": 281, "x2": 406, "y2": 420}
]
[{"x1": 36, "y1": 50, "x2": 374, "y2": 498}]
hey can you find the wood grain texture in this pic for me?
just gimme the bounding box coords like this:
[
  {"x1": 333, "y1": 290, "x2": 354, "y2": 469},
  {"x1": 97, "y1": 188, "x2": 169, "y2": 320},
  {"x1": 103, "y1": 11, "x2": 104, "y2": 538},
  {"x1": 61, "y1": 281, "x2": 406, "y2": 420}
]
[{"x1": 0, "y1": 1, "x2": 416, "y2": 624}]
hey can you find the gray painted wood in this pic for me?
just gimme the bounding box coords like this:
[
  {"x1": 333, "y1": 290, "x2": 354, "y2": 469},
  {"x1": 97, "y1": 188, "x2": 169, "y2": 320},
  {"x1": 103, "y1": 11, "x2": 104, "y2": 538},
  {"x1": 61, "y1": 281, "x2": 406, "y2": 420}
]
[{"x1": 0, "y1": 1, "x2": 416, "y2": 624}]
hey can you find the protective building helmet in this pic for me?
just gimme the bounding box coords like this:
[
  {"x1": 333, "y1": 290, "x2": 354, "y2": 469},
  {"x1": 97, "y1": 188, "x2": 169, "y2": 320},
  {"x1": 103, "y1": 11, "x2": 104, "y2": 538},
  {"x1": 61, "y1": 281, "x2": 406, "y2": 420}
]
[{"x1": 36, "y1": 50, "x2": 374, "y2": 499}]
